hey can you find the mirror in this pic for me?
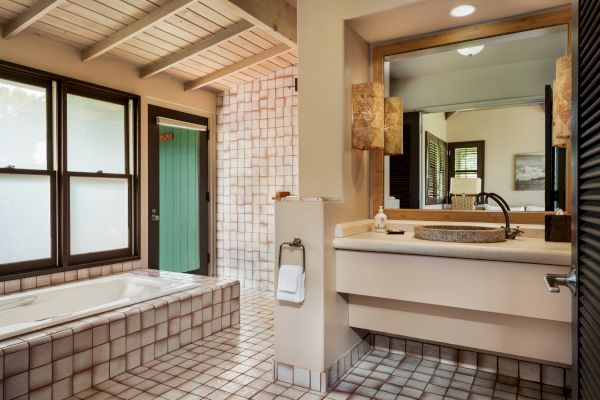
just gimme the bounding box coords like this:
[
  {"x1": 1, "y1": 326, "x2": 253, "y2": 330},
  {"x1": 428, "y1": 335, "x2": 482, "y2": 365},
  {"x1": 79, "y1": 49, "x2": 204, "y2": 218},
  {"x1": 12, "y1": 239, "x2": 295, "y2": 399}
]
[{"x1": 382, "y1": 25, "x2": 570, "y2": 213}]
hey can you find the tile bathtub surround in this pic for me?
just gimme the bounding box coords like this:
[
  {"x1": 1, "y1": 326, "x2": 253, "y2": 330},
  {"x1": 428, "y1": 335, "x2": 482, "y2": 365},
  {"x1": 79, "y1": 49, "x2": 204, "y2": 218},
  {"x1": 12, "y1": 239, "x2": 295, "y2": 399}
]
[
  {"x1": 0, "y1": 260, "x2": 144, "y2": 296},
  {"x1": 0, "y1": 270, "x2": 240, "y2": 400},
  {"x1": 215, "y1": 65, "x2": 299, "y2": 291}
]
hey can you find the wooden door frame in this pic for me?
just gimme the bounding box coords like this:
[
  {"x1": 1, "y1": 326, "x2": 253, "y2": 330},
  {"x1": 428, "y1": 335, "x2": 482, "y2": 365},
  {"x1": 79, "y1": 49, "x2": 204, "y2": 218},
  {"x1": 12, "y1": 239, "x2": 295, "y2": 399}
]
[
  {"x1": 369, "y1": 7, "x2": 572, "y2": 223},
  {"x1": 147, "y1": 105, "x2": 209, "y2": 275}
]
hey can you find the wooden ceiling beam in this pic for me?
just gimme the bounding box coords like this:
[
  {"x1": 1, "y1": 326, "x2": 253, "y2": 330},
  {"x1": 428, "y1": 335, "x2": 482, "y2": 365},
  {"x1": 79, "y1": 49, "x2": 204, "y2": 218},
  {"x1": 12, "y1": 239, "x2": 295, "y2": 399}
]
[
  {"x1": 82, "y1": 0, "x2": 197, "y2": 62},
  {"x1": 203, "y1": 0, "x2": 296, "y2": 49},
  {"x1": 184, "y1": 43, "x2": 289, "y2": 91},
  {"x1": 140, "y1": 20, "x2": 253, "y2": 79},
  {"x1": 2, "y1": 0, "x2": 65, "y2": 39}
]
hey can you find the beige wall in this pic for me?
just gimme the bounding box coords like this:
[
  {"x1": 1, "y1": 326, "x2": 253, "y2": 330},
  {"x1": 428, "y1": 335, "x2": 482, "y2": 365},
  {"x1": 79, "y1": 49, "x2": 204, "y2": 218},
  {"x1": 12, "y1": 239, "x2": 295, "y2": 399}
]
[
  {"x1": 297, "y1": 0, "x2": 419, "y2": 199},
  {"x1": 0, "y1": 32, "x2": 217, "y2": 270},
  {"x1": 276, "y1": 0, "x2": 421, "y2": 374},
  {"x1": 422, "y1": 112, "x2": 446, "y2": 141},
  {"x1": 446, "y1": 105, "x2": 545, "y2": 207}
]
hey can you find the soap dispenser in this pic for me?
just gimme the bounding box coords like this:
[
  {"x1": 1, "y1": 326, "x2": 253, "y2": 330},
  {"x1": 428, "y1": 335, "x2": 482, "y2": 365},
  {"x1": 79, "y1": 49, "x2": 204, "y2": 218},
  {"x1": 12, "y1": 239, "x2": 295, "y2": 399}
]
[{"x1": 374, "y1": 206, "x2": 388, "y2": 233}]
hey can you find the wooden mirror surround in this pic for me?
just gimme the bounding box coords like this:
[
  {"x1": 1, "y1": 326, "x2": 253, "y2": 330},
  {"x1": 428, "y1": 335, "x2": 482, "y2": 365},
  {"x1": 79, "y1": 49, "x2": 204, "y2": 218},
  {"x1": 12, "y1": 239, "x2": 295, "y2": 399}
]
[{"x1": 369, "y1": 8, "x2": 572, "y2": 224}]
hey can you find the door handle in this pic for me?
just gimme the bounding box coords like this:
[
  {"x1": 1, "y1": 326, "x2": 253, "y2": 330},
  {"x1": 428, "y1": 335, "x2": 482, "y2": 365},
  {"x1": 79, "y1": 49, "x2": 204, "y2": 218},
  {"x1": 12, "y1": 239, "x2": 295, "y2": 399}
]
[
  {"x1": 544, "y1": 267, "x2": 576, "y2": 295},
  {"x1": 151, "y1": 209, "x2": 160, "y2": 222}
]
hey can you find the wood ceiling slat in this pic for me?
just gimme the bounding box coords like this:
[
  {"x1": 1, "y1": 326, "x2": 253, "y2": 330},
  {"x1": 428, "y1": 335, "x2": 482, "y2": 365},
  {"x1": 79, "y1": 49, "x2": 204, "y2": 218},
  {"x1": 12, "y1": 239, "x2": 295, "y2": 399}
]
[
  {"x1": 94, "y1": 0, "x2": 147, "y2": 18},
  {"x1": 194, "y1": 48, "x2": 236, "y2": 66},
  {"x1": 45, "y1": 8, "x2": 115, "y2": 36},
  {"x1": 135, "y1": 31, "x2": 186, "y2": 53},
  {"x1": 249, "y1": 27, "x2": 281, "y2": 46},
  {"x1": 277, "y1": 51, "x2": 296, "y2": 64},
  {"x1": 57, "y1": 1, "x2": 128, "y2": 30},
  {"x1": 3, "y1": 0, "x2": 36, "y2": 8},
  {"x1": 173, "y1": 6, "x2": 225, "y2": 33},
  {"x1": 0, "y1": 1, "x2": 28, "y2": 14},
  {"x1": 247, "y1": 64, "x2": 273, "y2": 76},
  {"x1": 239, "y1": 29, "x2": 276, "y2": 49},
  {"x1": 167, "y1": 63, "x2": 206, "y2": 79},
  {"x1": 180, "y1": 58, "x2": 217, "y2": 75},
  {"x1": 65, "y1": 0, "x2": 137, "y2": 26},
  {"x1": 110, "y1": 47, "x2": 154, "y2": 64},
  {"x1": 141, "y1": 26, "x2": 192, "y2": 48},
  {"x1": 256, "y1": 60, "x2": 281, "y2": 73},
  {"x1": 189, "y1": 1, "x2": 238, "y2": 26},
  {"x1": 0, "y1": 6, "x2": 19, "y2": 20},
  {"x1": 229, "y1": 35, "x2": 267, "y2": 53},
  {"x1": 162, "y1": 12, "x2": 211, "y2": 38},
  {"x1": 30, "y1": 22, "x2": 92, "y2": 47},
  {"x1": 186, "y1": 51, "x2": 228, "y2": 70},
  {"x1": 210, "y1": 44, "x2": 246, "y2": 63},
  {"x1": 217, "y1": 40, "x2": 255, "y2": 58},
  {"x1": 268, "y1": 55, "x2": 291, "y2": 69},
  {"x1": 40, "y1": 13, "x2": 108, "y2": 40},
  {"x1": 126, "y1": 37, "x2": 173, "y2": 58},
  {"x1": 121, "y1": 0, "x2": 165, "y2": 11}
]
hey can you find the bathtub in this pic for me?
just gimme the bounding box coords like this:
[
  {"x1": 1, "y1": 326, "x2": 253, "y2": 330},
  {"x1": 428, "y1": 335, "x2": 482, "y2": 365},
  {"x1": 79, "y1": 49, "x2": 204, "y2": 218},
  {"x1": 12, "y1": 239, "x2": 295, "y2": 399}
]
[{"x1": 0, "y1": 272, "x2": 198, "y2": 340}]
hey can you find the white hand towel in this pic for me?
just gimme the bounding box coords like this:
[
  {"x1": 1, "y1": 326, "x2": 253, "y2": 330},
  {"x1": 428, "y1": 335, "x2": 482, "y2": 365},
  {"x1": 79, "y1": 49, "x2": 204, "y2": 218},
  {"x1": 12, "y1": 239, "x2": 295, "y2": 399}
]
[{"x1": 277, "y1": 264, "x2": 305, "y2": 303}]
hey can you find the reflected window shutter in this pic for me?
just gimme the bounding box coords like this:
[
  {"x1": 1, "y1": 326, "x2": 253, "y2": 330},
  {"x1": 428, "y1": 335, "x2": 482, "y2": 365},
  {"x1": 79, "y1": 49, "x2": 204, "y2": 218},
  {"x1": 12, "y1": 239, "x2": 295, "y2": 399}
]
[{"x1": 425, "y1": 132, "x2": 448, "y2": 204}]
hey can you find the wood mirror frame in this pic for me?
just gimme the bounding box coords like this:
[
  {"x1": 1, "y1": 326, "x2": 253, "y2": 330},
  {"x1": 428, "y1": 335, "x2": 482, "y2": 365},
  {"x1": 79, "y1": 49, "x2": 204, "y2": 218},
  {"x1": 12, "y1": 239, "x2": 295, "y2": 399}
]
[{"x1": 369, "y1": 8, "x2": 572, "y2": 224}]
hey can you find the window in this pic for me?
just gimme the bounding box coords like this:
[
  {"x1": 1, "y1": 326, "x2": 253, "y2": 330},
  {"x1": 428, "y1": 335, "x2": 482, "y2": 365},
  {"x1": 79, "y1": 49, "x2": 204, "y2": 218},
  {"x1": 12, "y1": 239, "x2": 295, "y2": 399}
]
[
  {"x1": 449, "y1": 141, "x2": 485, "y2": 189},
  {"x1": 64, "y1": 86, "x2": 136, "y2": 265},
  {"x1": 0, "y1": 63, "x2": 139, "y2": 277},
  {"x1": 0, "y1": 74, "x2": 55, "y2": 273},
  {"x1": 425, "y1": 131, "x2": 448, "y2": 205}
]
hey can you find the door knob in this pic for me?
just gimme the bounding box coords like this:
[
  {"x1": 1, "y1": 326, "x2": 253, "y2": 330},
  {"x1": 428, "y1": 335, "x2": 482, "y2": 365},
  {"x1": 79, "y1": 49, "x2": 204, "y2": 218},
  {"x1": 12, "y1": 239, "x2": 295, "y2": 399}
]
[
  {"x1": 151, "y1": 209, "x2": 160, "y2": 222},
  {"x1": 544, "y1": 266, "x2": 576, "y2": 295}
]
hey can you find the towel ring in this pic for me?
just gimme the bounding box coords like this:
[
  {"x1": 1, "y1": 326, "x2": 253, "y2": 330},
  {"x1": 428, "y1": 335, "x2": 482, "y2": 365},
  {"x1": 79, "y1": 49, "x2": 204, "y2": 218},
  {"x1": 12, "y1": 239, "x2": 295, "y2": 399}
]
[{"x1": 278, "y1": 238, "x2": 305, "y2": 272}]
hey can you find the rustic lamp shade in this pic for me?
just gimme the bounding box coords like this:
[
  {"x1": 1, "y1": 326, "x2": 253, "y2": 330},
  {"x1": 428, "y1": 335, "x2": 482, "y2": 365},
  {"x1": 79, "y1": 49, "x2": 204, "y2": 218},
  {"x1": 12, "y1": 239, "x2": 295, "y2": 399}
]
[
  {"x1": 552, "y1": 54, "x2": 572, "y2": 148},
  {"x1": 352, "y1": 82, "x2": 384, "y2": 150},
  {"x1": 384, "y1": 97, "x2": 403, "y2": 155}
]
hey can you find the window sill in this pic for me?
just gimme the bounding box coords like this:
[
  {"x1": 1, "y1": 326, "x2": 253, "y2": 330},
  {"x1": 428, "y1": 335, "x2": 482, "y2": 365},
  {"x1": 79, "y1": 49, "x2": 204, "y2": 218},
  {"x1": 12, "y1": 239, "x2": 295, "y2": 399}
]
[{"x1": 0, "y1": 255, "x2": 141, "y2": 282}]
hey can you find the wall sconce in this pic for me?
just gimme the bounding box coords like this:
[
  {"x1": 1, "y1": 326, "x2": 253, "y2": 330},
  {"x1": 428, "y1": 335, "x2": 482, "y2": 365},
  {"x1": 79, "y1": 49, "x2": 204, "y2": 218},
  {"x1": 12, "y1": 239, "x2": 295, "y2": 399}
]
[
  {"x1": 352, "y1": 82, "x2": 384, "y2": 150},
  {"x1": 384, "y1": 97, "x2": 403, "y2": 155},
  {"x1": 553, "y1": 54, "x2": 572, "y2": 148}
]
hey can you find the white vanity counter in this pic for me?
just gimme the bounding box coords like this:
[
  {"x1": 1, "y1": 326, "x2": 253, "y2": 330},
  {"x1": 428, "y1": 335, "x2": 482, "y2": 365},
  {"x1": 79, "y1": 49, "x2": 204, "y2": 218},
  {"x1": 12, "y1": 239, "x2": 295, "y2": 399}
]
[
  {"x1": 334, "y1": 230, "x2": 571, "y2": 266},
  {"x1": 333, "y1": 219, "x2": 573, "y2": 365}
]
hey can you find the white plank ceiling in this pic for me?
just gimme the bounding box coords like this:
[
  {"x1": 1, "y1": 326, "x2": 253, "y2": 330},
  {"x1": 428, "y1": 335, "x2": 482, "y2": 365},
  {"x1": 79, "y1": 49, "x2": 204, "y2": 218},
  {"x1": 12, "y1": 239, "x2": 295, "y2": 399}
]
[{"x1": 0, "y1": 0, "x2": 298, "y2": 91}]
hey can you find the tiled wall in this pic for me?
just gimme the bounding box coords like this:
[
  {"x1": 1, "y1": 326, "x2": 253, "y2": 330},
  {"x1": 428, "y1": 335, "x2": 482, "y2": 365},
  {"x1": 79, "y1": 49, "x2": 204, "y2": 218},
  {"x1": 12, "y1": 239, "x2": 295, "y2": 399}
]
[
  {"x1": 215, "y1": 66, "x2": 299, "y2": 291},
  {"x1": 0, "y1": 260, "x2": 144, "y2": 295}
]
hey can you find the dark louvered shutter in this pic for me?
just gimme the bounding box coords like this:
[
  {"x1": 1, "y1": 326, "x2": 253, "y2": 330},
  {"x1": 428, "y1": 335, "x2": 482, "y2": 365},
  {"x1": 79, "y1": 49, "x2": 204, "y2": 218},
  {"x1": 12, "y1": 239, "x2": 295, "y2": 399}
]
[
  {"x1": 575, "y1": 0, "x2": 600, "y2": 398},
  {"x1": 425, "y1": 131, "x2": 448, "y2": 205}
]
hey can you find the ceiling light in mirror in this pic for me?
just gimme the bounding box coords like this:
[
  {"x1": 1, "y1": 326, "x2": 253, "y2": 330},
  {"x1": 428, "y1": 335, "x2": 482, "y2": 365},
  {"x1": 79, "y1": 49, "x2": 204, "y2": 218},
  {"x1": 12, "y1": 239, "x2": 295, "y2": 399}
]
[
  {"x1": 457, "y1": 45, "x2": 485, "y2": 56},
  {"x1": 450, "y1": 4, "x2": 476, "y2": 17}
]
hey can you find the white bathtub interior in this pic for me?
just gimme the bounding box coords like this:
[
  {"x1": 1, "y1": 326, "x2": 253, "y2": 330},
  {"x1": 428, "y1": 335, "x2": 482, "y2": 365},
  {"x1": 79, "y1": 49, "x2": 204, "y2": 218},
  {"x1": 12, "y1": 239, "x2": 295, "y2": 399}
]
[{"x1": 0, "y1": 273, "x2": 197, "y2": 340}]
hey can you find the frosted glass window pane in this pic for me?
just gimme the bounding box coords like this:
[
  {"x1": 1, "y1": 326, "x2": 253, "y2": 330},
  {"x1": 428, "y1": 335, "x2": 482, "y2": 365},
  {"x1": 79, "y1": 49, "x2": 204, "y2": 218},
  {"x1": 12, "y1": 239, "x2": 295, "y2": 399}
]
[
  {"x1": 70, "y1": 177, "x2": 129, "y2": 255},
  {"x1": 0, "y1": 174, "x2": 52, "y2": 264},
  {"x1": 67, "y1": 94, "x2": 125, "y2": 173},
  {"x1": 0, "y1": 78, "x2": 47, "y2": 169}
]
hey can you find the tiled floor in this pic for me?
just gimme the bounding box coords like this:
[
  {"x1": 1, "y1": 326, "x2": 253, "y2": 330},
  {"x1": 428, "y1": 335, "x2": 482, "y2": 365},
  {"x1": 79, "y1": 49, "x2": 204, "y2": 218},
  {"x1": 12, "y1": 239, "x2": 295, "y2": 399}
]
[
  {"x1": 329, "y1": 351, "x2": 570, "y2": 400},
  {"x1": 70, "y1": 289, "x2": 570, "y2": 400}
]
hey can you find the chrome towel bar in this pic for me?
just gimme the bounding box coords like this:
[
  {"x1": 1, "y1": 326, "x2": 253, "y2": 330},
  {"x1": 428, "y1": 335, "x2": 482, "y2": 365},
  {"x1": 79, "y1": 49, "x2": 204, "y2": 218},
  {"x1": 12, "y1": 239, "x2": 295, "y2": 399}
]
[{"x1": 278, "y1": 238, "x2": 305, "y2": 272}]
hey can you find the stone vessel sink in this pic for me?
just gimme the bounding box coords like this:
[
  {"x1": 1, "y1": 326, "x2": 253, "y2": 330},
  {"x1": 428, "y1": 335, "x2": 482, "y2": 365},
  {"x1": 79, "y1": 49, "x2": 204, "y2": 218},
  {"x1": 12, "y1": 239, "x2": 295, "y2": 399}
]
[{"x1": 413, "y1": 225, "x2": 506, "y2": 243}]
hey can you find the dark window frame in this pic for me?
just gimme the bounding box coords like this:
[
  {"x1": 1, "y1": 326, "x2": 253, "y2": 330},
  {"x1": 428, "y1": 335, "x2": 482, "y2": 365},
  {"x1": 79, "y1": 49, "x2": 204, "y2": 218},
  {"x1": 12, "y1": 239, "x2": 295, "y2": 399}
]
[
  {"x1": 0, "y1": 68, "x2": 57, "y2": 275},
  {"x1": 448, "y1": 140, "x2": 485, "y2": 191},
  {"x1": 0, "y1": 61, "x2": 141, "y2": 281}
]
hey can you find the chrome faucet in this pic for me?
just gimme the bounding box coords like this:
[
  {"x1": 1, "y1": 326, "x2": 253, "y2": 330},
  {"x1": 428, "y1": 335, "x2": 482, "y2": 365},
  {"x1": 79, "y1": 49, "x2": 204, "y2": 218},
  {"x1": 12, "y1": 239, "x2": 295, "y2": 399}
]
[{"x1": 476, "y1": 192, "x2": 523, "y2": 240}]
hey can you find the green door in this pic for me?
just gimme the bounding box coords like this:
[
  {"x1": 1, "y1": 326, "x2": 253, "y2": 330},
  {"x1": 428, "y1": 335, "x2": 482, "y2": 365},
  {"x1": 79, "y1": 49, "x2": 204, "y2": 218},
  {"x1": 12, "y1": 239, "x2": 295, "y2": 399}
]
[{"x1": 158, "y1": 125, "x2": 200, "y2": 272}]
